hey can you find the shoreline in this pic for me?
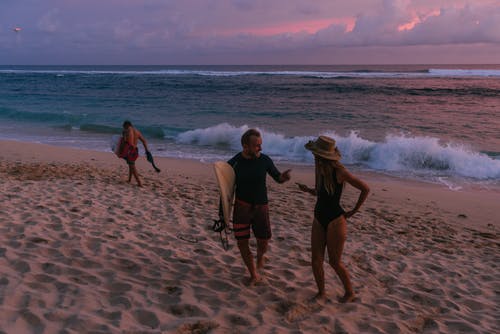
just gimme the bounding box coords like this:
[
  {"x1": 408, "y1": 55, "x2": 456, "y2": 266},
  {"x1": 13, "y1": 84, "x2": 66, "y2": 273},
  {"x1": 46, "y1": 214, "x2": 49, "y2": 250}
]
[
  {"x1": 1, "y1": 139, "x2": 498, "y2": 333},
  {"x1": 2, "y1": 133, "x2": 499, "y2": 187}
]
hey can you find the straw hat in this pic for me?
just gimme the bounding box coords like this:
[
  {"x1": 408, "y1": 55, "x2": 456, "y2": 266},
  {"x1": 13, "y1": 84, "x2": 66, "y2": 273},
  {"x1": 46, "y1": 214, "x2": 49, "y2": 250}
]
[{"x1": 304, "y1": 135, "x2": 341, "y2": 161}]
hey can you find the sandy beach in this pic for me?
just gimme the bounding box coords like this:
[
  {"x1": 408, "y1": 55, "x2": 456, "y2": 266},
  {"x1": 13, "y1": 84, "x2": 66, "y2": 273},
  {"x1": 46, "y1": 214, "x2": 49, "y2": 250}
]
[{"x1": 0, "y1": 140, "x2": 498, "y2": 333}]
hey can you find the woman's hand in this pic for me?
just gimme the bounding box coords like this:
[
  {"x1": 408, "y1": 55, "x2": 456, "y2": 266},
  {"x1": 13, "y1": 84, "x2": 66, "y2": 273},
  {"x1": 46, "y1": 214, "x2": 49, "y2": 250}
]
[
  {"x1": 343, "y1": 210, "x2": 357, "y2": 219},
  {"x1": 296, "y1": 182, "x2": 308, "y2": 192},
  {"x1": 296, "y1": 182, "x2": 315, "y2": 195}
]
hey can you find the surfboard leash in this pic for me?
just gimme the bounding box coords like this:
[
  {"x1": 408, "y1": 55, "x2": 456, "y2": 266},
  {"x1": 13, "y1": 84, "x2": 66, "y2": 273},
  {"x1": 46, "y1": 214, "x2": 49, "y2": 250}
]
[{"x1": 212, "y1": 219, "x2": 232, "y2": 251}]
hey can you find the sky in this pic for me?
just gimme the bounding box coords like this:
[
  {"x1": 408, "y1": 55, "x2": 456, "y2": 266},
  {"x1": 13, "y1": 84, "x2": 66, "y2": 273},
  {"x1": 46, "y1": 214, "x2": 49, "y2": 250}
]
[{"x1": 1, "y1": 0, "x2": 499, "y2": 65}]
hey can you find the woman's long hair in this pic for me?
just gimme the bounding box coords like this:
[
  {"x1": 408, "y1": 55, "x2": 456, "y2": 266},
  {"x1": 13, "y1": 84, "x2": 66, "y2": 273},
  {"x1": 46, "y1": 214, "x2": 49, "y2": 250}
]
[{"x1": 315, "y1": 156, "x2": 345, "y2": 195}]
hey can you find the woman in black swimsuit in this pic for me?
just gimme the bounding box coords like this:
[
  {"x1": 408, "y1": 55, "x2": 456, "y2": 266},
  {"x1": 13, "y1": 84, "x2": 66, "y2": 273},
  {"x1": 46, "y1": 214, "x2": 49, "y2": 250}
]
[{"x1": 297, "y1": 136, "x2": 370, "y2": 303}]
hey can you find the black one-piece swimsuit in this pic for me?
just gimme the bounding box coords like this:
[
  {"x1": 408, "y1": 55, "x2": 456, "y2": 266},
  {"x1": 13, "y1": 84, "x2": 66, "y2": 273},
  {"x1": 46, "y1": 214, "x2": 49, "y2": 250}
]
[{"x1": 314, "y1": 169, "x2": 345, "y2": 231}]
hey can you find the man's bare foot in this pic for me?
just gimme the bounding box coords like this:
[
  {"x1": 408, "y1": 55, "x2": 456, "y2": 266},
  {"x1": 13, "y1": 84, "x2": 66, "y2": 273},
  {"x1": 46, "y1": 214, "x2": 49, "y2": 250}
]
[
  {"x1": 338, "y1": 292, "x2": 356, "y2": 303},
  {"x1": 246, "y1": 275, "x2": 262, "y2": 286},
  {"x1": 257, "y1": 256, "x2": 266, "y2": 270},
  {"x1": 310, "y1": 292, "x2": 327, "y2": 303}
]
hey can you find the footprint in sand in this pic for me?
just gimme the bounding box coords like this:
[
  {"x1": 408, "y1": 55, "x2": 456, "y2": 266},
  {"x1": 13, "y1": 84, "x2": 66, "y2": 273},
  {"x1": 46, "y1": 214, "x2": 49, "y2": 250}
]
[
  {"x1": 226, "y1": 313, "x2": 252, "y2": 327},
  {"x1": 375, "y1": 298, "x2": 400, "y2": 309},
  {"x1": 7, "y1": 240, "x2": 22, "y2": 249},
  {"x1": 108, "y1": 282, "x2": 132, "y2": 294},
  {"x1": 96, "y1": 309, "x2": 122, "y2": 323},
  {"x1": 169, "y1": 304, "x2": 207, "y2": 317},
  {"x1": 445, "y1": 320, "x2": 477, "y2": 333},
  {"x1": 296, "y1": 258, "x2": 310, "y2": 267},
  {"x1": 69, "y1": 273, "x2": 101, "y2": 286},
  {"x1": 86, "y1": 238, "x2": 102, "y2": 253},
  {"x1": 109, "y1": 295, "x2": 132, "y2": 309},
  {"x1": 11, "y1": 259, "x2": 31, "y2": 273},
  {"x1": 133, "y1": 309, "x2": 160, "y2": 329},
  {"x1": 19, "y1": 308, "x2": 44, "y2": 334},
  {"x1": 42, "y1": 262, "x2": 62, "y2": 275},
  {"x1": 207, "y1": 280, "x2": 232, "y2": 292},
  {"x1": 34, "y1": 274, "x2": 56, "y2": 283},
  {"x1": 463, "y1": 298, "x2": 488, "y2": 311},
  {"x1": 275, "y1": 299, "x2": 318, "y2": 323},
  {"x1": 156, "y1": 292, "x2": 181, "y2": 306},
  {"x1": 176, "y1": 320, "x2": 219, "y2": 334},
  {"x1": 116, "y1": 258, "x2": 141, "y2": 274}
]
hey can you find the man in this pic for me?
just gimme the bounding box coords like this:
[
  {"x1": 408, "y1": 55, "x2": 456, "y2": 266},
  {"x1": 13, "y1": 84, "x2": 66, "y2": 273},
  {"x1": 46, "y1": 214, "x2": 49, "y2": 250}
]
[
  {"x1": 121, "y1": 120, "x2": 149, "y2": 187},
  {"x1": 228, "y1": 128, "x2": 291, "y2": 285}
]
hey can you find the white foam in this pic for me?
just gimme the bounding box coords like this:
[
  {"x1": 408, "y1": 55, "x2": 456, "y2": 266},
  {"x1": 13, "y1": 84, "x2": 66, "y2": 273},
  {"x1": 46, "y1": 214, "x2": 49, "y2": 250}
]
[
  {"x1": 429, "y1": 69, "x2": 500, "y2": 77},
  {"x1": 176, "y1": 123, "x2": 249, "y2": 150},
  {"x1": 175, "y1": 124, "x2": 500, "y2": 180}
]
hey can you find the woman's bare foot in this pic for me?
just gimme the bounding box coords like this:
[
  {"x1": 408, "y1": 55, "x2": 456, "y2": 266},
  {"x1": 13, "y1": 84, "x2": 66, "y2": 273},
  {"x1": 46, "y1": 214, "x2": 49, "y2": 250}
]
[
  {"x1": 310, "y1": 292, "x2": 327, "y2": 303},
  {"x1": 246, "y1": 274, "x2": 262, "y2": 286},
  {"x1": 338, "y1": 292, "x2": 356, "y2": 303}
]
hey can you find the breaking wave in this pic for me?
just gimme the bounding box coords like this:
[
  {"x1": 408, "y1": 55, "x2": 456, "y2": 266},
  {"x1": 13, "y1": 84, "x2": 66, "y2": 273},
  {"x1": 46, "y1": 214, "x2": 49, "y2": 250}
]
[{"x1": 176, "y1": 123, "x2": 500, "y2": 180}]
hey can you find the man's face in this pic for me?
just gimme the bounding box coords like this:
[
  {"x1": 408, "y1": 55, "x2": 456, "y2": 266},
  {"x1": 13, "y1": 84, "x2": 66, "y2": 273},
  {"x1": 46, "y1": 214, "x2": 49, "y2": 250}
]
[{"x1": 243, "y1": 135, "x2": 262, "y2": 158}]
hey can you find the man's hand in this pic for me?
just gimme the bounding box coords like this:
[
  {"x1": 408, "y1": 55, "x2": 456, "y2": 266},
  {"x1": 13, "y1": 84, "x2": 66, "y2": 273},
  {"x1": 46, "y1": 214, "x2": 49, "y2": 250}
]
[{"x1": 280, "y1": 169, "x2": 291, "y2": 183}]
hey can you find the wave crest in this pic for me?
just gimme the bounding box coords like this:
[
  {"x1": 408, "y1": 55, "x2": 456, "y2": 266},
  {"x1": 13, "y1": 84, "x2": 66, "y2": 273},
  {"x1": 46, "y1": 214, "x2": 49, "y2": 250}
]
[{"x1": 176, "y1": 124, "x2": 500, "y2": 180}]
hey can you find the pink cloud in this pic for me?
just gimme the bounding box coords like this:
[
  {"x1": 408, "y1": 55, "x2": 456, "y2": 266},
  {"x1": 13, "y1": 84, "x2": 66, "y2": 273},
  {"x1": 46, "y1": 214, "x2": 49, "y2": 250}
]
[
  {"x1": 398, "y1": 9, "x2": 441, "y2": 31},
  {"x1": 201, "y1": 17, "x2": 355, "y2": 37}
]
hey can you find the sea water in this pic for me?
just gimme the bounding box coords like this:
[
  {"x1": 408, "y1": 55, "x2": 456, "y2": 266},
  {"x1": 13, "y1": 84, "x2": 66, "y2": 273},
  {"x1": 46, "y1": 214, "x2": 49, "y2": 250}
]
[{"x1": 0, "y1": 65, "x2": 499, "y2": 187}]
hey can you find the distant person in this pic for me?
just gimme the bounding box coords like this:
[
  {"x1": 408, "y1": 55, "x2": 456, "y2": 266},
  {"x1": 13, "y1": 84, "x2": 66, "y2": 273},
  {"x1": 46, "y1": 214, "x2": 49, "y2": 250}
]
[
  {"x1": 228, "y1": 129, "x2": 291, "y2": 285},
  {"x1": 121, "y1": 120, "x2": 149, "y2": 187},
  {"x1": 297, "y1": 136, "x2": 369, "y2": 302}
]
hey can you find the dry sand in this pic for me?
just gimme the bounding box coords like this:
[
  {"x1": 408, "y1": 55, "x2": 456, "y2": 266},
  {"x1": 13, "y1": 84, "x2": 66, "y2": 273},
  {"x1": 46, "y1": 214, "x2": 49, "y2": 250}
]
[{"x1": 0, "y1": 140, "x2": 498, "y2": 333}]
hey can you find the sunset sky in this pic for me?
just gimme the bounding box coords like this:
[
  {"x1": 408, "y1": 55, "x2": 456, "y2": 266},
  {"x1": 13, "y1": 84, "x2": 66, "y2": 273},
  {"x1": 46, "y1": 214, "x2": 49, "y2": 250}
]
[{"x1": 1, "y1": 0, "x2": 499, "y2": 65}]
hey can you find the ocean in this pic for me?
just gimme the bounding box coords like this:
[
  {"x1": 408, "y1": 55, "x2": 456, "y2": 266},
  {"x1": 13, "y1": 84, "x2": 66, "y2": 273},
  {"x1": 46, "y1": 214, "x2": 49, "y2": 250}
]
[{"x1": 0, "y1": 64, "x2": 499, "y2": 188}]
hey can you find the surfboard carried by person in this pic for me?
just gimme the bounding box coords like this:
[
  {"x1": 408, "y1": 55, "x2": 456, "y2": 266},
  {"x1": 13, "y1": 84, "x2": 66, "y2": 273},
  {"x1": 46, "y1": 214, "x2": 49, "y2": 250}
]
[{"x1": 213, "y1": 161, "x2": 235, "y2": 250}]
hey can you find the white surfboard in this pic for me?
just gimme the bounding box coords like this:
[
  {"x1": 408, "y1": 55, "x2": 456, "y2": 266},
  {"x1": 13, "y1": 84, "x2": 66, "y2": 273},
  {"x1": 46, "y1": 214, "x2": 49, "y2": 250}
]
[
  {"x1": 214, "y1": 161, "x2": 235, "y2": 229},
  {"x1": 111, "y1": 135, "x2": 123, "y2": 157}
]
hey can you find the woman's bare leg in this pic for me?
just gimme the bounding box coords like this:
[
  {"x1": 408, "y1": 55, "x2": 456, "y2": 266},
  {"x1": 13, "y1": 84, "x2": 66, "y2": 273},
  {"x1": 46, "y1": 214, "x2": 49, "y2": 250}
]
[
  {"x1": 311, "y1": 219, "x2": 327, "y2": 299},
  {"x1": 326, "y1": 216, "x2": 354, "y2": 302}
]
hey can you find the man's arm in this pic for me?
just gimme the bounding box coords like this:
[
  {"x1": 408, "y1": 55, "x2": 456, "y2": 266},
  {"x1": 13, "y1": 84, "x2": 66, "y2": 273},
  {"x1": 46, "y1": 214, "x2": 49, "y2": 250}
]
[
  {"x1": 278, "y1": 169, "x2": 291, "y2": 183},
  {"x1": 266, "y1": 156, "x2": 291, "y2": 184},
  {"x1": 137, "y1": 131, "x2": 149, "y2": 152}
]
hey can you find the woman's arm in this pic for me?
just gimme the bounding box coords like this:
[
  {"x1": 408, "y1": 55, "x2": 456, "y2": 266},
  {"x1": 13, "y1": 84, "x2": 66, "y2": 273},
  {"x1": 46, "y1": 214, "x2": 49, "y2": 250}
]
[
  {"x1": 296, "y1": 183, "x2": 317, "y2": 196},
  {"x1": 339, "y1": 169, "x2": 370, "y2": 218}
]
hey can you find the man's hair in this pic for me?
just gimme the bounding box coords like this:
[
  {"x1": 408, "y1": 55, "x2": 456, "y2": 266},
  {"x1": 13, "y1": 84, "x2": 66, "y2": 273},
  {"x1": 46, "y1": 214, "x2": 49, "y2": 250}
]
[
  {"x1": 241, "y1": 128, "x2": 261, "y2": 146},
  {"x1": 123, "y1": 120, "x2": 132, "y2": 128}
]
